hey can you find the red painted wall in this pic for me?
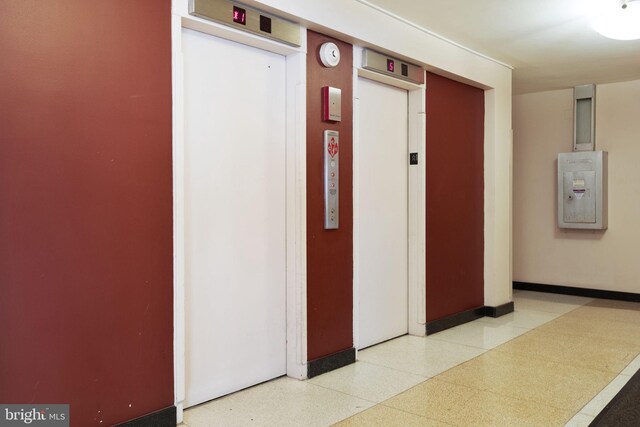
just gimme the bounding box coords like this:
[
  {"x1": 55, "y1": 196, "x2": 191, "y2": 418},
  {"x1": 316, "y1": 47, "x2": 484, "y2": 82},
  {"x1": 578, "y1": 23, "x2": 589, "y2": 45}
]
[
  {"x1": 306, "y1": 31, "x2": 354, "y2": 361},
  {"x1": 0, "y1": 1, "x2": 174, "y2": 425},
  {"x1": 425, "y1": 72, "x2": 485, "y2": 321}
]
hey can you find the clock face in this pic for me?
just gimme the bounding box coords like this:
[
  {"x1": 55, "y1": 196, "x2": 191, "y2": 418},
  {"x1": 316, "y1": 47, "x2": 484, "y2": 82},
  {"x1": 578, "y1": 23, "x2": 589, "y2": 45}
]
[{"x1": 320, "y1": 42, "x2": 341, "y2": 68}]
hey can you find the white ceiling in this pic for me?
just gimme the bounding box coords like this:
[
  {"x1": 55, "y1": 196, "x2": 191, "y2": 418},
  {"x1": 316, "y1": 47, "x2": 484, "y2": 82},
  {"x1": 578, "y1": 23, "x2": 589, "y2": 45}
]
[{"x1": 364, "y1": 0, "x2": 640, "y2": 94}]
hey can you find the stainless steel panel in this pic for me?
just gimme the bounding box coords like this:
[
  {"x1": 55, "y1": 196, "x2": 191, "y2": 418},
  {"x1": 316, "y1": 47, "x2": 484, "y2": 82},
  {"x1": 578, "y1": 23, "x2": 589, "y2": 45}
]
[
  {"x1": 190, "y1": 0, "x2": 300, "y2": 47},
  {"x1": 323, "y1": 86, "x2": 341, "y2": 122},
  {"x1": 563, "y1": 171, "x2": 596, "y2": 223},
  {"x1": 362, "y1": 49, "x2": 424, "y2": 85},
  {"x1": 324, "y1": 130, "x2": 339, "y2": 229},
  {"x1": 558, "y1": 150, "x2": 607, "y2": 229},
  {"x1": 574, "y1": 84, "x2": 596, "y2": 151}
]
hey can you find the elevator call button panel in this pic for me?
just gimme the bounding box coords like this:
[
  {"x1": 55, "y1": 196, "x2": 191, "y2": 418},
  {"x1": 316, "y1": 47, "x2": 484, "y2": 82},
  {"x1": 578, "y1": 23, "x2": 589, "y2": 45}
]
[{"x1": 324, "y1": 130, "x2": 340, "y2": 230}]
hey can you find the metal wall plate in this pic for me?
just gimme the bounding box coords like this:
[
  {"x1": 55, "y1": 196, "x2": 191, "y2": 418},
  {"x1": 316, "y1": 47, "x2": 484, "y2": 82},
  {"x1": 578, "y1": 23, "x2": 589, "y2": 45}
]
[
  {"x1": 190, "y1": 0, "x2": 300, "y2": 47},
  {"x1": 322, "y1": 86, "x2": 342, "y2": 122},
  {"x1": 324, "y1": 130, "x2": 339, "y2": 229},
  {"x1": 574, "y1": 84, "x2": 596, "y2": 151},
  {"x1": 362, "y1": 49, "x2": 424, "y2": 85}
]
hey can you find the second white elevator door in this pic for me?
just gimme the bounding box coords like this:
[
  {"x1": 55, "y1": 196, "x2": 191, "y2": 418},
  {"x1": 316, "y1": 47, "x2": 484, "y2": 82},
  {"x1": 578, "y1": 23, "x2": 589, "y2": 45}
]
[{"x1": 357, "y1": 78, "x2": 409, "y2": 349}]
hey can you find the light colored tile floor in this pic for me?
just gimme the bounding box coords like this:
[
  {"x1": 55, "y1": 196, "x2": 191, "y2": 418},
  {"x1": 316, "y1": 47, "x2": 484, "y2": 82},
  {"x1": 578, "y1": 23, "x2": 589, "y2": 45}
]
[
  {"x1": 435, "y1": 350, "x2": 613, "y2": 413},
  {"x1": 563, "y1": 298, "x2": 640, "y2": 425},
  {"x1": 426, "y1": 321, "x2": 530, "y2": 350},
  {"x1": 357, "y1": 378, "x2": 569, "y2": 427},
  {"x1": 537, "y1": 313, "x2": 640, "y2": 346},
  {"x1": 182, "y1": 377, "x2": 374, "y2": 427},
  {"x1": 308, "y1": 360, "x2": 426, "y2": 403},
  {"x1": 357, "y1": 335, "x2": 486, "y2": 378},
  {"x1": 182, "y1": 292, "x2": 640, "y2": 427},
  {"x1": 495, "y1": 328, "x2": 638, "y2": 373},
  {"x1": 510, "y1": 290, "x2": 593, "y2": 314},
  {"x1": 476, "y1": 307, "x2": 562, "y2": 329},
  {"x1": 337, "y1": 404, "x2": 450, "y2": 427}
]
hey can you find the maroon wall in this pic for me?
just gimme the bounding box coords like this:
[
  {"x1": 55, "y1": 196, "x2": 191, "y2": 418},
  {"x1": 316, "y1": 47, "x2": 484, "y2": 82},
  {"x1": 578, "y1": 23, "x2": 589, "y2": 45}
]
[
  {"x1": 0, "y1": 1, "x2": 174, "y2": 425},
  {"x1": 306, "y1": 31, "x2": 354, "y2": 361},
  {"x1": 425, "y1": 72, "x2": 484, "y2": 321}
]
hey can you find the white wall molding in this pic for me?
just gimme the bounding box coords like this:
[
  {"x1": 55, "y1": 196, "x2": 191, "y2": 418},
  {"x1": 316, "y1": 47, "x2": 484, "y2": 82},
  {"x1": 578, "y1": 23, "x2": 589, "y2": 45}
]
[{"x1": 354, "y1": 0, "x2": 513, "y2": 70}]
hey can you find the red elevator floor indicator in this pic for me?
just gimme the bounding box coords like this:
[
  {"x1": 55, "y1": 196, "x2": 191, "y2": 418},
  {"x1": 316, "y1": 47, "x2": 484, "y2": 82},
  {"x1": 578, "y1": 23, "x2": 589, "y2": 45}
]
[{"x1": 328, "y1": 137, "x2": 339, "y2": 158}]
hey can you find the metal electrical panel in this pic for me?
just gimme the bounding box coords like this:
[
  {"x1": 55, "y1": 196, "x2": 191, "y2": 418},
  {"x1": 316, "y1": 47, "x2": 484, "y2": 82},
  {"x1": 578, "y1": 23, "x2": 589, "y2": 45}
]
[
  {"x1": 189, "y1": 0, "x2": 301, "y2": 47},
  {"x1": 362, "y1": 49, "x2": 424, "y2": 85},
  {"x1": 558, "y1": 151, "x2": 607, "y2": 229},
  {"x1": 574, "y1": 84, "x2": 596, "y2": 151},
  {"x1": 324, "y1": 130, "x2": 339, "y2": 229}
]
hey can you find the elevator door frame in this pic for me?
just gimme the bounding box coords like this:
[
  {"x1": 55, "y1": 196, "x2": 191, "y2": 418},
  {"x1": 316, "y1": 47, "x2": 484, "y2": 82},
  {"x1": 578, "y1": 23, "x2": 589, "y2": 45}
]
[
  {"x1": 353, "y1": 47, "x2": 426, "y2": 352},
  {"x1": 172, "y1": 12, "x2": 308, "y2": 423}
]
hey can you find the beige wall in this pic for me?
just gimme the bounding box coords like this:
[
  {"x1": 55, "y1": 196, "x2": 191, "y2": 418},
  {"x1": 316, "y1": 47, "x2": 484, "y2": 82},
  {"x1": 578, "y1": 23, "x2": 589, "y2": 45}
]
[{"x1": 513, "y1": 79, "x2": 640, "y2": 293}]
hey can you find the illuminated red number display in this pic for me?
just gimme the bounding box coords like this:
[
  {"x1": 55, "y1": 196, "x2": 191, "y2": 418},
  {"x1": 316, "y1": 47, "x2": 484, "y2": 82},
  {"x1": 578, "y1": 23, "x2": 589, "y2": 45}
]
[
  {"x1": 232, "y1": 6, "x2": 247, "y2": 25},
  {"x1": 387, "y1": 59, "x2": 395, "y2": 72}
]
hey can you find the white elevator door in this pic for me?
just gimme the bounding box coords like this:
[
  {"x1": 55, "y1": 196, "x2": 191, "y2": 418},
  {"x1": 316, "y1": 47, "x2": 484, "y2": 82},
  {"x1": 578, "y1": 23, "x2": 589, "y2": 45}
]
[
  {"x1": 357, "y1": 77, "x2": 409, "y2": 349},
  {"x1": 182, "y1": 29, "x2": 287, "y2": 408}
]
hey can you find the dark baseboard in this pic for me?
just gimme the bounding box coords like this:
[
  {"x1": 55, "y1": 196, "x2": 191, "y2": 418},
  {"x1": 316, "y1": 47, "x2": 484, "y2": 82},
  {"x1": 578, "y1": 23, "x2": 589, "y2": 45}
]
[
  {"x1": 116, "y1": 406, "x2": 176, "y2": 427},
  {"x1": 513, "y1": 281, "x2": 640, "y2": 303},
  {"x1": 307, "y1": 348, "x2": 355, "y2": 378},
  {"x1": 426, "y1": 307, "x2": 485, "y2": 335},
  {"x1": 484, "y1": 301, "x2": 515, "y2": 318},
  {"x1": 425, "y1": 301, "x2": 515, "y2": 335}
]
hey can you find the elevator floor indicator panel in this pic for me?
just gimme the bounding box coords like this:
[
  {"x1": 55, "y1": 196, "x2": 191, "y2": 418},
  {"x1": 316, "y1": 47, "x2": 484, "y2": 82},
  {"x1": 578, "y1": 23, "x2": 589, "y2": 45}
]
[{"x1": 190, "y1": 0, "x2": 300, "y2": 47}]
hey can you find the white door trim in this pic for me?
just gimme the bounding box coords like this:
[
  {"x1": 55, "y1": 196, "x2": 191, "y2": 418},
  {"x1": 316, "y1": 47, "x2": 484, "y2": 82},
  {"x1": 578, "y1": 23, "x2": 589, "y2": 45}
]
[
  {"x1": 352, "y1": 47, "x2": 426, "y2": 354},
  {"x1": 171, "y1": 2, "x2": 307, "y2": 422}
]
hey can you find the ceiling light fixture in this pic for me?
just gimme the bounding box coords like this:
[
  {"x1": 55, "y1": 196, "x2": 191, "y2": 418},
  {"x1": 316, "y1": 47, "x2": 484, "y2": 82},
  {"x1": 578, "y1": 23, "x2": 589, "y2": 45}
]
[{"x1": 592, "y1": 0, "x2": 640, "y2": 40}]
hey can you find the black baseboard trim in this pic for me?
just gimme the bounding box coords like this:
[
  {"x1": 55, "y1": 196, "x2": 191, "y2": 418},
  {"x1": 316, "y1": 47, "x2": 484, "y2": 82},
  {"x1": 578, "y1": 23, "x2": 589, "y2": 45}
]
[
  {"x1": 426, "y1": 307, "x2": 485, "y2": 335},
  {"x1": 484, "y1": 301, "x2": 515, "y2": 318},
  {"x1": 307, "y1": 348, "x2": 355, "y2": 379},
  {"x1": 116, "y1": 406, "x2": 176, "y2": 427},
  {"x1": 513, "y1": 281, "x2": 640, "y2": 303},
  {"x1": 425, "y1": 301, "x2": 515, "y2": 335}
]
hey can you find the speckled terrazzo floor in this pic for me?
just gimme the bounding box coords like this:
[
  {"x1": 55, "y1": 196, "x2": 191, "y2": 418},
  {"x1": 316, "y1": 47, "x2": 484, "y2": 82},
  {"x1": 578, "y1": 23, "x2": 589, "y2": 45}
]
[{"x1": 182, "y1": 291, "x2": 640, "y2": 427}]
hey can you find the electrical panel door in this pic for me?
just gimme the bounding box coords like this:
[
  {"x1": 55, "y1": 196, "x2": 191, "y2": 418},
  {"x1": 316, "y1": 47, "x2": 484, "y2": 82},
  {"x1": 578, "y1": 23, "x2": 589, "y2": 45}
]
[{"x1": 557, "y1": 151, "x2": 607, "y2": 230}]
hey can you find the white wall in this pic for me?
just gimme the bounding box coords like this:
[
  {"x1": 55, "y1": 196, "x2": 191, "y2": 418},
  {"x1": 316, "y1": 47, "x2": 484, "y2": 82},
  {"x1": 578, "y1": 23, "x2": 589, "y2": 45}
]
[{"x1": 513, "y1": 79, "x2": 640, "y2": 293}]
